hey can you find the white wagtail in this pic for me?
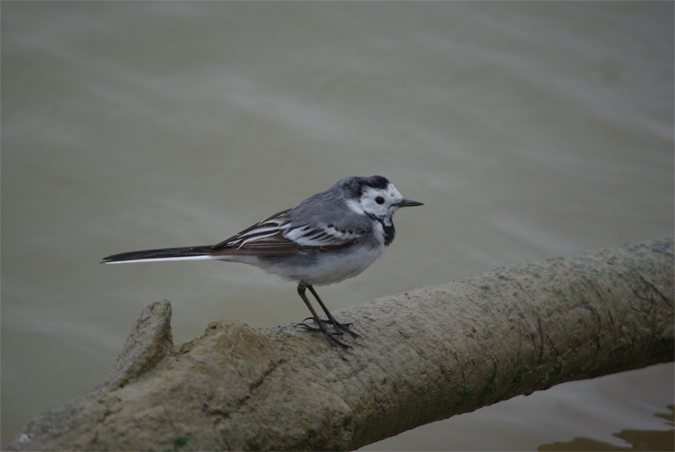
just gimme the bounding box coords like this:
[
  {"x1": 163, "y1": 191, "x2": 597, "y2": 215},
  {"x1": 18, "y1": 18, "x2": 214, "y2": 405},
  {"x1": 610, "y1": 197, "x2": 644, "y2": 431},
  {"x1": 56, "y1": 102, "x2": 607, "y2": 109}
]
[{"x1": 102, "y1": 175, "x2": 423, "y2": 348}]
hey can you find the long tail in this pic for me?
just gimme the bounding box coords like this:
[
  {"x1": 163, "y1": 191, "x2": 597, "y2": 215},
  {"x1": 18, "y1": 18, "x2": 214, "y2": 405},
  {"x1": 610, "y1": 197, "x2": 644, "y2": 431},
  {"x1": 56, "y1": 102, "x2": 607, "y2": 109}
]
[{"x1": 102, "y1": 245, "x2": 215, "y2": 264}]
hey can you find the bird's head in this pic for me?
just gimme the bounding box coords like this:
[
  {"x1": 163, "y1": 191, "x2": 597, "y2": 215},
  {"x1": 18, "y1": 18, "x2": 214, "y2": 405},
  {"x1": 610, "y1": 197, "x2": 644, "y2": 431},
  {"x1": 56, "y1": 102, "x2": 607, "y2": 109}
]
[{"x1": 338, "y1": 175, "x2": 423, "y2": 222}]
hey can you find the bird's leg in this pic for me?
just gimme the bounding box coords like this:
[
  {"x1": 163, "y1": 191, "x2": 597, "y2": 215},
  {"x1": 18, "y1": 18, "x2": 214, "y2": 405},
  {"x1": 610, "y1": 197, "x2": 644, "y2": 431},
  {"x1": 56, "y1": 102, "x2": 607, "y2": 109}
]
[
  {"x1": 306, "y1": 284, "x2": 361, "y2": 339},
  {"x1": 296, "y1": 282, "x2": 350, "y2": 348}
]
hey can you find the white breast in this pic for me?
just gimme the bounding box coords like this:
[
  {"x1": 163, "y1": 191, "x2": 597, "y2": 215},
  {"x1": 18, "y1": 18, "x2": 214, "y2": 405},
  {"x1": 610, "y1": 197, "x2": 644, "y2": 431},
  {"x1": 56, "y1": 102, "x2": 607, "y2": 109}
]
[{"x1": 221, "y1": 238, "x2": 387, "y2": 286}]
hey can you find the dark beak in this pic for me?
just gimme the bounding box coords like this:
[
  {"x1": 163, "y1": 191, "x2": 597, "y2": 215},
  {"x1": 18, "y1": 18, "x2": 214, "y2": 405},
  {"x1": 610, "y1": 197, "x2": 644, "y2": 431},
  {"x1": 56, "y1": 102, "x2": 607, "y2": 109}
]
[{"x1": 395, "y1": 199, "x2": 424, "y2": 208}]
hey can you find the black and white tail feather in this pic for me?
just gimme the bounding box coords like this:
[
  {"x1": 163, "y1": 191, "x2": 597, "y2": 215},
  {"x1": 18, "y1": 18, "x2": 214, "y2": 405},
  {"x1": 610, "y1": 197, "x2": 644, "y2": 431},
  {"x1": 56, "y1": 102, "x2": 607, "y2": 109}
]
[{"x1": 103, "y1": 175, "x2": 423, "y2": 349}]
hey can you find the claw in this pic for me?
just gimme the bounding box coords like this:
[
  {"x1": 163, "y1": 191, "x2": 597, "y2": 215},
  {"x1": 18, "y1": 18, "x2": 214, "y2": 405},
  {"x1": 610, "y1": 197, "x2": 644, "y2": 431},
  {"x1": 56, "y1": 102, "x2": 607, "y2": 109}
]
[
  {"x1": 296, "y1": 321, "x2": 343, "y2": 335},
  {"x1": 302, "y1": 316, "x2": 353, "y2": 328},
  {"x1": 299, "y1": 316, "x2": 360, "y2": 338},
  {"x1": 295, "y1": 321, "x2": 350, "y2": 348}
]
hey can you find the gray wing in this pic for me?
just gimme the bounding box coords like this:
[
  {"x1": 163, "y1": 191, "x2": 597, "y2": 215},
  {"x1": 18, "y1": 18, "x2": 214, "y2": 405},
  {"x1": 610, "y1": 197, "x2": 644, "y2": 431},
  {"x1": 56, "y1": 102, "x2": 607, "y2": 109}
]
[{"x1": 211, "y1": 204, "x2": 371, "y2": 256}]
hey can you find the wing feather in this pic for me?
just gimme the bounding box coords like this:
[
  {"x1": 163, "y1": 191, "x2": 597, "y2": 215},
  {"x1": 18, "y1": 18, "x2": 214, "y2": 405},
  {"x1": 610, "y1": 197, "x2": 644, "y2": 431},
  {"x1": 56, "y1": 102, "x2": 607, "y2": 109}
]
[{"x1": 210, "y1": 209, "x2": 369, "y2": 257}]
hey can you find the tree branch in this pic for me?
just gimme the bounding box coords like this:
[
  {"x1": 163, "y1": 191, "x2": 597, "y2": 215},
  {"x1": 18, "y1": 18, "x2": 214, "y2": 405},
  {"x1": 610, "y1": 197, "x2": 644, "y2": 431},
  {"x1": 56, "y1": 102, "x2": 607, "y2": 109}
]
[{"x1": 5, "y1": 236, "x2": 674, "y2": 451}]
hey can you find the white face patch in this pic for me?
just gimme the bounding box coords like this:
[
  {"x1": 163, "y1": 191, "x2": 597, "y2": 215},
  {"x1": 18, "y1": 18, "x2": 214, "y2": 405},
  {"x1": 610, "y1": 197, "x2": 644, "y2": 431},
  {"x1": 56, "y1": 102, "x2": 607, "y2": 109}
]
[
  {"x1": 353, "y1": 183, "x2": 404, "y2": 221},
  {"x1": 345, "y1": 198, "x2": 366, "y2": 215}
]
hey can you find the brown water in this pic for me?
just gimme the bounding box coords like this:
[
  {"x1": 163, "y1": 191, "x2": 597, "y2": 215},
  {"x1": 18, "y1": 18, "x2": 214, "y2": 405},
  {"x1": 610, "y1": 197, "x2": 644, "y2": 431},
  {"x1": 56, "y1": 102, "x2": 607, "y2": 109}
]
[{"x1": 2, "y1": 2, "x2": 673, "y2": 449}]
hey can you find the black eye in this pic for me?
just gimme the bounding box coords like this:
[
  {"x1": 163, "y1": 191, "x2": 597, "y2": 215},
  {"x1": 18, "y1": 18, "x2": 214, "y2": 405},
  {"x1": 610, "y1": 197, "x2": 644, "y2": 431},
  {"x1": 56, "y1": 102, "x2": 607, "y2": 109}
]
[{"x1": 375, "y1": 196, "x2": 385, "y2": 205}]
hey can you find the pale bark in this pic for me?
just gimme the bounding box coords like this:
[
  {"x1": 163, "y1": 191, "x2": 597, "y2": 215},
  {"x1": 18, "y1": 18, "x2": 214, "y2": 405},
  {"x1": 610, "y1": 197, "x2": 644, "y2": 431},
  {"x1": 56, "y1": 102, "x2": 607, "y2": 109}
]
[{"x1": 5, "y1": 236, "x2": 674, "y2": 451}]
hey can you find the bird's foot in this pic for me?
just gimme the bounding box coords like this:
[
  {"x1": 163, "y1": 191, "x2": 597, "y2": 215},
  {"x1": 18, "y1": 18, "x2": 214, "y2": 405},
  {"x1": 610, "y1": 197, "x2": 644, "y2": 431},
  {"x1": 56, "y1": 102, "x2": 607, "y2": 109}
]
[
  {"x1": 299, "y1": 316, "x2": 361, "y2": 339},
  {"x1": 296, "y1": 320, "x2": 351, "y2": 349}
]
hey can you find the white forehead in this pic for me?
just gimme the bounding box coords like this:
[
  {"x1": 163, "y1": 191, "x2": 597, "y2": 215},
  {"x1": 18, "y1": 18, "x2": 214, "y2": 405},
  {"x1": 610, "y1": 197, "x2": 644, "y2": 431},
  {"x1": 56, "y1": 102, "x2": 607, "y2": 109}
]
[{"x1": 362, "y1": 183, "x2": 402, "y2": 200}]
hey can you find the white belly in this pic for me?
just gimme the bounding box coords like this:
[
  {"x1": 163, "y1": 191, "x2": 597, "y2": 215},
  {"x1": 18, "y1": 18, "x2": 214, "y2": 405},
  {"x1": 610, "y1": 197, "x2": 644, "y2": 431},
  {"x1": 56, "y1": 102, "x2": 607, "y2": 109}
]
[{"x1": 220, "y1": 242, "x2": 387, "y2": 286}]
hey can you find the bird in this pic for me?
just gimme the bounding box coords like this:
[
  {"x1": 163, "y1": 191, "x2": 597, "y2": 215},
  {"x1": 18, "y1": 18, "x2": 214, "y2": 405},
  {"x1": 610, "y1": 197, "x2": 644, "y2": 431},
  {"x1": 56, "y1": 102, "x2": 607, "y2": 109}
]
[{"x1": 102, "y1": 175, "x2": 423, "y2": 348}]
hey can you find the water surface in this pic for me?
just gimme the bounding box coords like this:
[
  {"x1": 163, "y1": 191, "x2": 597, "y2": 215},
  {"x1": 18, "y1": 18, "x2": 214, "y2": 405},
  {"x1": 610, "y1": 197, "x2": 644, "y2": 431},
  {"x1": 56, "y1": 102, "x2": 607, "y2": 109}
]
[{"x1": 2, "y1": 2, "x2": 673, "y2": 449}]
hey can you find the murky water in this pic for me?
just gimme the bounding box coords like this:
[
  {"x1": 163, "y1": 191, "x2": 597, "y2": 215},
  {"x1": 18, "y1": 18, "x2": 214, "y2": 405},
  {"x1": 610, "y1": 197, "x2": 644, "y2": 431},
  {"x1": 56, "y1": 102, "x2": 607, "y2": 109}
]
[{"x1": 3, "y1": 2, "x2": 673, "y2": 449}]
